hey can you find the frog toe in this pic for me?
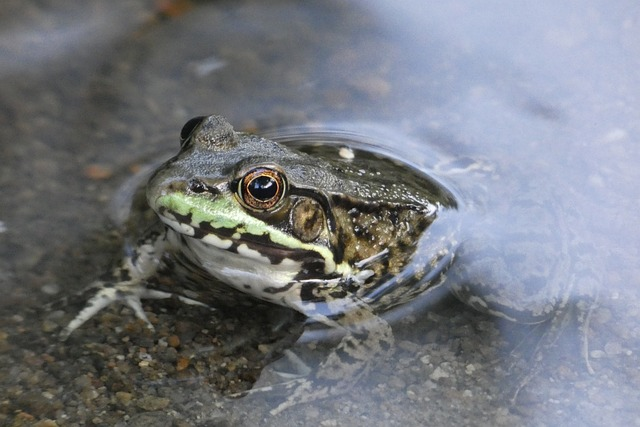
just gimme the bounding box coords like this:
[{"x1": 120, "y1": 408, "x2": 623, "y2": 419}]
[
  {"x1": 60, "y1": 284, "x2": 131, "y2": 340},
  {"x1": 59, "y1": 281, "x2": 214, "y2": 339}
]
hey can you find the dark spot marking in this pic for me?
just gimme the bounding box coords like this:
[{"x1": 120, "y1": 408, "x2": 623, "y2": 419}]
[
  {"x1": 300, "y1": 282, "x2": 324, "y2": 303},
  {"x1": 263, "y1": 282, "x2": 295, "y2": 294}
]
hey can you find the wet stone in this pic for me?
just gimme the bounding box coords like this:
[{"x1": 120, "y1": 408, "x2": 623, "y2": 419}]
[{"x1": 135, "y1": 395, "x2": 171, "y2": 411}]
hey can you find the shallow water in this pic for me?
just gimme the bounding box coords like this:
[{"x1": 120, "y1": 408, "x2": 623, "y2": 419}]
[{"x1": 1, "y1": 0, "x2": 639, "y2": 425}]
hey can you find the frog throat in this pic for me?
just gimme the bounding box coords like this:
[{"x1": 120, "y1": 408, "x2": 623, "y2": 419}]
[{"x1": 154, "y1": 192, "x2": 351, "y2": 277}]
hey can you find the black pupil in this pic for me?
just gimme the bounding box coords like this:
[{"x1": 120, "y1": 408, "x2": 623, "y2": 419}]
[{"x1": 248, "y1": 176, "x2": 278, "y2": 201}]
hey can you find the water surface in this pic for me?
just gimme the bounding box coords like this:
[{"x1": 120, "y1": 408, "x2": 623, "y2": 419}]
[{"x1": 1, "y1": 0, "x2": 638, "y2": 425}]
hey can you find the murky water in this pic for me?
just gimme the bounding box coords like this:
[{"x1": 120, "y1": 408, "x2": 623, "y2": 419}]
[{"x1": 1, "y1": 0, "x2": 639, "y2": 425}]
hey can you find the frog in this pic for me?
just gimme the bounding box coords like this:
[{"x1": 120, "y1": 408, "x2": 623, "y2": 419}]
[{"x1": 60, "y1": 115, "x2": 595, "y2": 414}]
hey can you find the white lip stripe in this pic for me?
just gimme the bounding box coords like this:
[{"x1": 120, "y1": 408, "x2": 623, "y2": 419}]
[
  {"x1": 202, "y1": 233, "x2": 234, "y2": 250},
  {"x1": 236, "y1": 243, "x2": 266, "y2": 260},
  {"x1": 161, "y1": 216, "x2": 234, "y2": 250},
  {"x1": 159, "y1": 215, "x2": 195, "y2": 236}
]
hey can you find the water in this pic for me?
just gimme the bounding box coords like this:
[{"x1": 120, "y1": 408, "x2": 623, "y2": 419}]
[{"x1": 1, "y1": 0, "x2": 638, "y2": 425}]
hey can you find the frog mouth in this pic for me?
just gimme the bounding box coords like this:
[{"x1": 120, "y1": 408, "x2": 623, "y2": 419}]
[{"x1": 157, "y1": 207, "x2": 327, "y2": 267}]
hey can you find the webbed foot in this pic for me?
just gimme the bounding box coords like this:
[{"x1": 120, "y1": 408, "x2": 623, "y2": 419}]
[{"x1": 59, "y1": 279, "x2": 210, "y2": 340}]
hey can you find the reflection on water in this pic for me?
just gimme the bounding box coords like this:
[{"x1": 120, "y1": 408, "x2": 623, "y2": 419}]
[{"x1": 0, "y1": 0, "x2": 639, "y2": 425}]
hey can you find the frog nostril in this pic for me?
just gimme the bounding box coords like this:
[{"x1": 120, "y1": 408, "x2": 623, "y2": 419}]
[{"x1": 188, "y1": 179, "x2": 207, "y2": 193}]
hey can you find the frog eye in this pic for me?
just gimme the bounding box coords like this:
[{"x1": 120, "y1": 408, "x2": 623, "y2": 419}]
[
  {"x1": 180, "y1": 116, "x2": 207, "y2": 148},
  {"x1": 238, "y1": 167, "x2": 288, "y2": 211}
]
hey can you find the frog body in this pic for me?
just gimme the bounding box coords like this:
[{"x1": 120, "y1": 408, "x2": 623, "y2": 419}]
[{"x1": 61, "y1": 115, "x2": 593, "y2": 413}]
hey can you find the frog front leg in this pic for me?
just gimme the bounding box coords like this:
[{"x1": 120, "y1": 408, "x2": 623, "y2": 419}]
[
  {"x1": 60, "y1": 227, "x2": 207, "y2": 339},
  {"x1": 268, "y1": 281, "x2": 394, "y2": 415}
]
